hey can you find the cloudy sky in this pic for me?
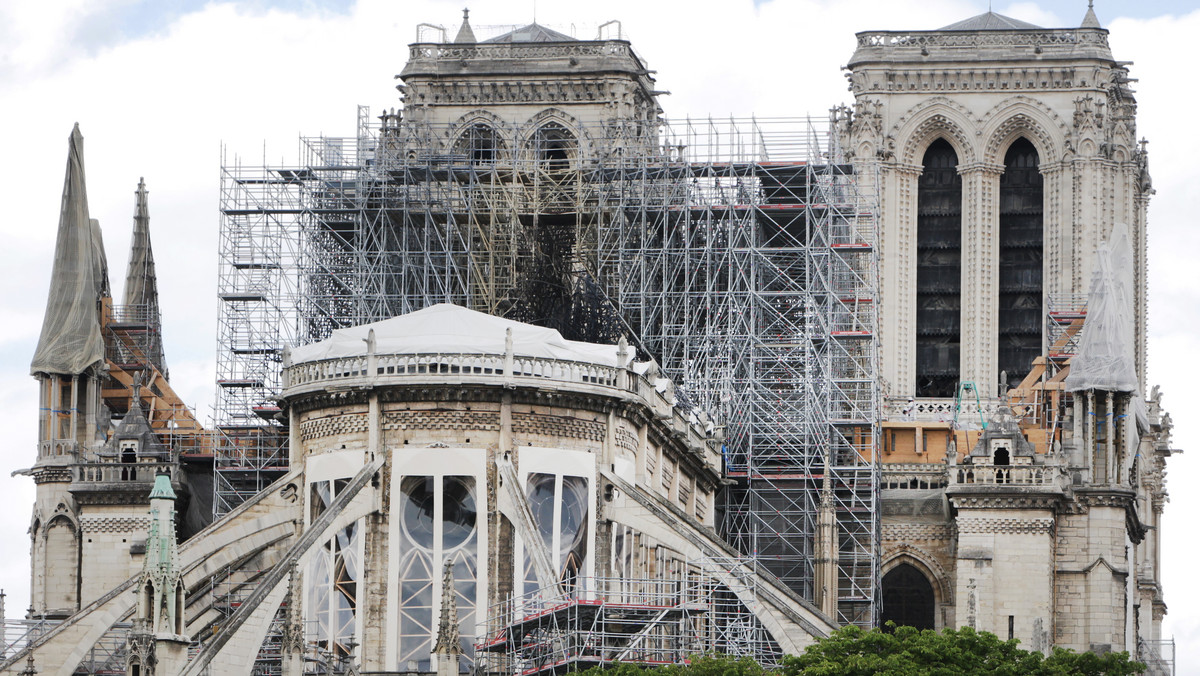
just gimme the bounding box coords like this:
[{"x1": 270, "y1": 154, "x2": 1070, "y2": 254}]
[{"x1": 1, "y1": 0, "x2": 1197, "y2": 667}]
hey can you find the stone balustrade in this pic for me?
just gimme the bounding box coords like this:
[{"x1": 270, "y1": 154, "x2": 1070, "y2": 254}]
[
  {"x1": 854, "y1": 28, "x2": 1109, "y2": 51},
  {"x1": 284, "y1": 352, "x2": 621, "y2": 391},
  {"x1": 73, "y1": 461, "x2": 178, "y2": 485},
  {"x1": 407, "y1": 40, "x2": 638, "y2": 64},
  {"x1": 38, "y1": 440, "x2": 79, "y2": 458},
  {"x1": 950, "y1": 463, "x2": 1059, "y2": 487},
  {"x1": 885, "y1": 396, "x2": 998, "y2": 424},
  {"x1": 881, "y1": 463, "x2": 948, "y2": 490}
]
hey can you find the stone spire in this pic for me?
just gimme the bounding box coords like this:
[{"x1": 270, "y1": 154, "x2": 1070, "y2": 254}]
[
  {"x1": 122, "y1": 178, "x2": 167, "y2": 374},
  {"x1": 128, "y1": 471, "x2": 189, "y2": 675},
  {"x1": 1081, "y1": 1, "x2": 1102, "y2": 28},
  {"x1": 454, "y1": 8, "x2": 476, "y2": 44},
  {"x1": 123, "y1": 179, "x2": 160, "y2": 310},
  {"x1": 31, "y1": 124, "x2": 109, "y2": 376},
  {"x1": 433, "y1": 561, "x2": 462, "y2": 676},
  {"x1": 143, "y1": 471, "x2": 182, "y2": 634}
]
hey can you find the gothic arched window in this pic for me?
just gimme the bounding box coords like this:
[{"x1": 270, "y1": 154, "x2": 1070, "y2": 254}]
[
  {"x1": 531, "y1": 123, "x2": 576, "y2": 171},
  {"x1": 455, "y1": 123, "x2": 501, "y2": 164},
  {"x1": 881, "y1": 563, "x2": 935, "y2": 630},
  {"x1": 916, "y1": 139, "x2": 961, "y2": 398},
  {"x1": 998, "y1": 137, "x2": 1043, "y2": 392}
]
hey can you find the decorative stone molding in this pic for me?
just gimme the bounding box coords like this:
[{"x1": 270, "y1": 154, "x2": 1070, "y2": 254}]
[
  {"x1": 850, "y1": 65, "x2": 1111, "y2": 96},
  {"x1": 949, "y1": 495, "x2": 1061, "y2": 510},
  {"x1": 33, "y1": 466, "x2": 73, "y2": 484},
  {"x1": 882, "y1": 523, "x2": 953, "y2": 541},
  {"x1": 615, "y1": 424, "x2": 639, "y2": 455},
  {"x1": 299, "y1": 412, "x2": 369, "y2": 442},
  {"x1": 412, "y1": 80, "x2": 617, "y2": 108},
  {"x1": 853, "y1": 28, "x2": 1110, "y2": 52},
  {"x1": 981, "y1": 96, "x2": 1069, "y2": 162},
  {"x1": 406, "y1": 41, "x2": 642, "y2": 67},
  {"x1": 450, "y1": 109, "x2": 514, "y2": 142},
  {"x1": 511, "y1": 412, "x2": 605, "y2": 442},
  {"x1": 895, "y1": 100, "x2": 978, "y2": 166},
  {"x1": 381, "y1": 409, "x2": 501, "y2": 433},
  {"x1": 957, "y1": 516, "x2": 1054, "y2": 536},
  {"x1": 80, "y1": 516, "x2": 150, "y2": 534}
]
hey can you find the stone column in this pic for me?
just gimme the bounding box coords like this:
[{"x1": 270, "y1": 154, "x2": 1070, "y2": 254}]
[
  {"x1": 958, "y1": 163, "x2": 1005, "y2": 397},
  {"x1": 880, "y1": 163, "x2": 922, "y2": 396}
]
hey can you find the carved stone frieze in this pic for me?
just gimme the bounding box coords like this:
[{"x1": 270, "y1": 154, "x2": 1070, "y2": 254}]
[
  {"x1": 80, "y1": 516, "x2": 149, "y2": 534},
  {"x1": 882, "y1": 523, "x2": 953, "y2": 541},
  {"x1": 957, "y1": 516, "x2": 1055, "y2": 536}
]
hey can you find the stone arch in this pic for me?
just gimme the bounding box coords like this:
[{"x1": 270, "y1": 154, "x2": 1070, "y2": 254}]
[
  {"x1": 893, "y1": 98, "x2": 978, "y2": 167},
  {"x1": 42, "y1": 514, "x2": 79, "y2": 612},
  {"x1": 449, "y1": 109, "x2": 514, "y2": 161},
  {"x1": 881, "y1": 562, "x2": 936, "y2": 630},
  {"x1": 882, "y1": 545, "x2": 952, "y2": 605},
  {"x1": 981, "y1": 97, "x2": 1067, "y2": 165},
  {"x1": 522, "y1": 108, "x2": 590, "y2": 160}
]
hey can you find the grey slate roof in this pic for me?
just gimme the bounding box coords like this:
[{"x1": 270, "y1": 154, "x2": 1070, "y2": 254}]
[
  {"x1": 484, "y1": 23, "x2": 576, "y2": 43},
  {"x1": 939, "y1": 11, "x2": 1042, "y2": 31}
]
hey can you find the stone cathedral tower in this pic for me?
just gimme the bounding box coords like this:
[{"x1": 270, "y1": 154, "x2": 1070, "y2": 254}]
[
  {"x1": 844, "y1": 5, "x2": 1149, "y2": 400},
  {"x1": 844, "y1": 6, "x2": 1173, "y2": 662}
]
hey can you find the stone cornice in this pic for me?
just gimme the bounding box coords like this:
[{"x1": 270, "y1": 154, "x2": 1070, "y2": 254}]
[
  {"x1": 948, "y1": 493, "x2": 1062, "y2": 510},
  {"x1": 405, "y1": 78, "x2": 639, "y2": 108},
  {"x1": 32, "y1": 466, "x2": 73, "y2": 484}
]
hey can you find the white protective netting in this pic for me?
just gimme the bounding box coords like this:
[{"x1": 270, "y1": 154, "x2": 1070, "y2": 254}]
[
  {"x1": 30, "y1": 125, "x2": 109, "y2": 376},
  {"x1": 1065, "y1": 221, "x2": 1139, "y2": 394}
]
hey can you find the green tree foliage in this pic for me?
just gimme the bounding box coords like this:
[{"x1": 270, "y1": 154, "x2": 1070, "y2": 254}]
[
  {"x1": 780, "y1": 624, "x2": 1144, "y2": 676},
  {"x1": 574, "y1": 624, "x2": 1144, "y2": 676}
]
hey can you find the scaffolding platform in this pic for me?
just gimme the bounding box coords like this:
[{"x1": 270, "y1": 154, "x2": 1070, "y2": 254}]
[{"x1": 476, "y1": 575, "x2": 780, "y2": 675}]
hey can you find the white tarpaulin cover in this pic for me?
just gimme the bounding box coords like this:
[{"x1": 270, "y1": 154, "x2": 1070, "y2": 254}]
[
  {"x1": 289, "y1": 303, "x2": 627, "y2": 367},
  {"x1": 1065, "y1": 221, "x2": 1139, "y2": 394},
  {"x1": 30, "y1": 125, "x2": 109, "y2": 376}
]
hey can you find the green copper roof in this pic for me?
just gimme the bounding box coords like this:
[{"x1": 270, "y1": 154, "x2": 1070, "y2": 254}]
[{"x1": 149, "y1": 472, "x2": 176, "y2": 500}]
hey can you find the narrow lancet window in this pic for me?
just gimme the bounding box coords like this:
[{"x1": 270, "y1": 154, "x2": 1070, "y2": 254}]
[
  {"x1": 915, "y1": 139, "x2": 961, "y2": 398},
  {"x1": 998, "y1": 138, "x2": 1043, "y2": 391}
]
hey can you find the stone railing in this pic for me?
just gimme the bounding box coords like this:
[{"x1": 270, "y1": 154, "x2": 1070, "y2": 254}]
[
  {"x1": 881, "y1": 463, "x2": 948, "y2": 490},
  {"x1": 854, "y1": 28, "x2": 1109, "y2": 52},
  {"x1": 885, "y1": 397, "x2": 998, "y2": 425},
  {"x1": 37, "y1": 439, "x2": 79, "y2": 459},
  {"x1": 407, "y1": 40, "x2": 638, "y2": 65},
  {"x1": 950, "y1": 463, "x2": 1059, "y2": 487},
  {"x1": 284, "y1": 352, "x2": 621, "y2": 391},
  {"x1": 73, "y1": 461, "x2": 178, "y2": 485}
]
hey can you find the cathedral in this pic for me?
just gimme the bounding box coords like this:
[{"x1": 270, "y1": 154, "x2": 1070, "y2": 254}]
[{"x1": 4, "y1": 4, "x2": 1175, "y2": 675}]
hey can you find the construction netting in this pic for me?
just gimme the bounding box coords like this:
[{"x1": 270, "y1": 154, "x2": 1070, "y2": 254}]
[
  {"x1": 1065, "y1": 221, "x2": 1139, "y2": 394},
  {"x1": 31, "y1": 125, "x2": 109, "y2": 376}
]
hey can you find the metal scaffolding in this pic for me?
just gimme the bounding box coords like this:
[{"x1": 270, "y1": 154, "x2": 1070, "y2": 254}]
[
  {"x1": 216, "y1": 109, "x2": 880, "y2": 626},
  {"x1": 476, "y1": 574, "x2": 782, "y2": 674}
]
